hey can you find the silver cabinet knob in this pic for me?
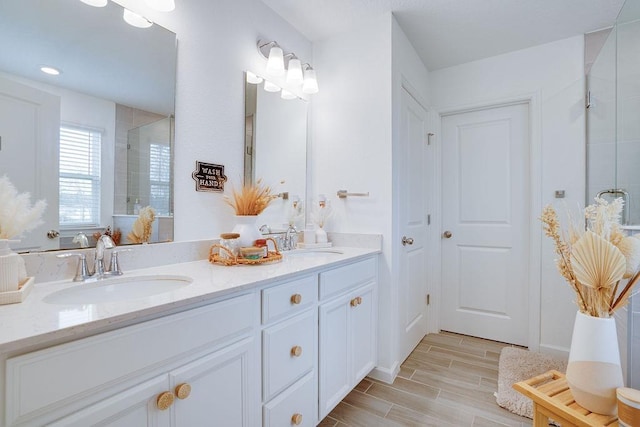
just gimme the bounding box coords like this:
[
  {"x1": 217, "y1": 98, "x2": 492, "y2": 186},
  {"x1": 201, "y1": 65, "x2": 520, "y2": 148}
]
[
  {"x1": 402, "y1": 236, "x2": 414, "y2": 246},
  {"x1": 47, "y1": 229, "x2": 60, "y2": 239},
  {"x1": 443, "y1": 231, "x2": 452, "y2": 239}
]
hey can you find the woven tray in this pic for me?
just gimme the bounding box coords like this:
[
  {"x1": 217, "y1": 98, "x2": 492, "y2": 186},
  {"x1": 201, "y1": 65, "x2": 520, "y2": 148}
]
[{"x1": 209, "y1": 237, "x2": 282, "y2": 266}]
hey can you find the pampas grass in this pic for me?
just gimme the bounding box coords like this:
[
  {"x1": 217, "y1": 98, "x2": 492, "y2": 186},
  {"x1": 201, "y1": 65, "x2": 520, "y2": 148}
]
[
  {"x1": 224, "y1": 180, "x2": 275, "y2": 216},
  {"x1": 0, "y1": 175, "x2": 46, "y2": 239},
  {"x1": 541, "y1": 197, "x2": 640, "y2": 317},
  {"x1": 127, "y1": 206, "x2": 155, "y2": 243}
]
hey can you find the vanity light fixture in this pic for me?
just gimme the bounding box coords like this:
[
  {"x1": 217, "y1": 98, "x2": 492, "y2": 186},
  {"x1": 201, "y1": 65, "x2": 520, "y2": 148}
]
[
  {"x1": 123, "y1": 8, "x2": 153, "y2": 28},
  {"x1": 285, "y1": 55, "x2": 303, "y2": 85},
  {"x1": 40, "y1": 66, "x2": 61, "y2": 75},
  {"x1": 281, "y1": 89, "x2": 297, "y2": 100},
  {"x1": 145, "y1": 0, "x2": 175, "y2": 12},
  {"x1": 302, "y1": 64, "x2": 319, "y2": 94},
  {"x1": 263, "y1": 80, "x2": 281, "y2": 93},
  {"x1": 246, "y1": 71, "x2": 263, "y2": 84},
  {"x1": 80, "y1": 0, "x2": 108, "y2": 7}
]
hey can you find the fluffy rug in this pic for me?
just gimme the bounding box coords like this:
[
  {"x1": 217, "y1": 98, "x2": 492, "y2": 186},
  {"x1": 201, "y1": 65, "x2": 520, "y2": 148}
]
[{"x1": 495, "y1": 347, "x2": 568, "y2": 419}]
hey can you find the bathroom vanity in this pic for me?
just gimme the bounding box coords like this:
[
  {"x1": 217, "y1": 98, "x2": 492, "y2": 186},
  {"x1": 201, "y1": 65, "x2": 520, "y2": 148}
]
[{"x1": 0, "y1": 247, "x2": 378, "y2": 426}]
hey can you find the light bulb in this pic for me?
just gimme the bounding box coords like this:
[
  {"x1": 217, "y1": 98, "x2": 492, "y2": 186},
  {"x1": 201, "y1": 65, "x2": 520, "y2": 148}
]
[
  {"x1": 80, "y1": 0, "x2": 108, "y2": 7},
  {"x1": 281, "y1": 89, "x2": 296, "y2": 100},
  {"x1": 145, "y1": 0, "x2": 175, "y2": 12},
  {"x1": 286, "y1": 58, "x2": 303, "y2": 85},
  {"x1": 263, "y1": 80, "x2": 280, "y2": 93},
  {"x1": 246, "y1": 71, "x2": 263, "y2": 84},
  {"x1": 266, "y1": 46, "x2": 285, "y2": 76},
  {"x1": 302, "y1": 68, "x2": 319, "y2": 94},
  {"x1": 123, "y1": 9, "x2": 153, "y2": 28}
]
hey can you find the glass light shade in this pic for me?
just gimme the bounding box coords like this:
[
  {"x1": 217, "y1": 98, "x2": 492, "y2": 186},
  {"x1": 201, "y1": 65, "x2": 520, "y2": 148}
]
[
  {"x1": 123, "y1": 9, "x2": 153, "y2": 28},
  {"x1": 286, "y1": 59, "x2": 303, "y2": 84},
  {"x1": 246, "y1": 71, "x2": 263, "y2": 84},
  {"x1": 263, "y1": 80, "x2": 280, "y2": 93},
  {"x1": 266, "y1": 46, "x2": 285, "y2": 76},
  {"x1": 302, "y1": 69, "x2": 319, "y2": 94},
  {"x1": 281, "y1": 89, "x2": 296, "y2": 100},
  {"x1": 80, "y1": 0, "x2": 108, "y2": 6},
  {"x1": 145, "y1": 0, "x2": 175, "y2": 12}
]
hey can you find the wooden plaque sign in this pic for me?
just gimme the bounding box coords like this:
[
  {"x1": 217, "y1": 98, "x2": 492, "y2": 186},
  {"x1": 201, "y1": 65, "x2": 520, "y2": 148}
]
[{"x1": 192, "y1": 161, "x2": 227, "y2": 192}]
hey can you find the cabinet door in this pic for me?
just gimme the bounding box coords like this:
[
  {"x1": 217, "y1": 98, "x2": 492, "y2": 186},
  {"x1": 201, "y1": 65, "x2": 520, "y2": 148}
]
[
  {"x1": 48, "y1": 376, "x2": 171, "y2": 427},
  {"x1": 318, "y1": 297, "x2": 350, "y2": 419},
  {"x1": 169, "y1": 337, "x2": 258, "y2": 427},
  {"x1": 350, "y1": 284, "x2": 376, "y2": 384}
]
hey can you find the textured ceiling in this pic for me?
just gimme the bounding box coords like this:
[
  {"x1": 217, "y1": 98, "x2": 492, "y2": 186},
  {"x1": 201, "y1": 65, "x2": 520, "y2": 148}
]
[{"x1": 260, "y1": 0, "x2": 626, "y2": 70}]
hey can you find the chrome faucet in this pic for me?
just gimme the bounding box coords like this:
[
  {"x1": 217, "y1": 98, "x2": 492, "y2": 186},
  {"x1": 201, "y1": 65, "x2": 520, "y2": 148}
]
[
  {"x1": 94, "y1": 234, "x2": 115, "y2": 277},
  {"x1": 284, "y1": 225, "x2": 298, "y2": 250}
]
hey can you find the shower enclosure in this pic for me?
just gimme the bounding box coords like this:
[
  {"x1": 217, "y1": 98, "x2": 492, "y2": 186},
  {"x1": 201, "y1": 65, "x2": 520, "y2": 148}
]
[{"x1": 586, "y1": 0, "x2": 640, "y2": 388}]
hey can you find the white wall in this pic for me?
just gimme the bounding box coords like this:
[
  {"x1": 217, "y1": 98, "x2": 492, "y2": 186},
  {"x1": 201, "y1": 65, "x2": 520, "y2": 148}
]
[
  {"x1": 430, "y1": 36, "x2": 586, "y2": 355},
  {"x1": 114, "y1": 0, "x2": 312, "y2": 239}
]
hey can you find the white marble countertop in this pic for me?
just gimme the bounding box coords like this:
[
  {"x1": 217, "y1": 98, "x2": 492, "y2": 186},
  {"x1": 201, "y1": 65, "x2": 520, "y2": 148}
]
[{"x1": 0, "y1": 247, "x2": 379, "y2": 353}]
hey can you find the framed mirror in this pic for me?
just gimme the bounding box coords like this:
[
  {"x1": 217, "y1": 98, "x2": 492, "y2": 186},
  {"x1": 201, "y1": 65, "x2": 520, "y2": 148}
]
[
  {"x1": 0, "y1": 0, "x2": 177, "y2": 252},
  {"x1": 244, "y1": 74, "x2": 308, "y2": 232}
]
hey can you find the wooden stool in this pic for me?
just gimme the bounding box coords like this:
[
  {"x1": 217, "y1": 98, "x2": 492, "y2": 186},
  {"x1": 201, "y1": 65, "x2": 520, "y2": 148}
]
[{"x1": 513, "y1": 370, "x2": 619, "y2": 427}]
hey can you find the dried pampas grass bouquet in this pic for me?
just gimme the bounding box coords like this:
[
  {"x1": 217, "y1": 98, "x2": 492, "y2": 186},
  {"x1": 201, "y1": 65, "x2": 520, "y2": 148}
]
[
  {"x1": 541, "y1": 197, "x2": 640, "y2": 317},
  {"x1": 0, "y1": 175, "x2": 46, "y2": 239},
  {"x1": 224, "y1": 180, "x2": 276, "y2": 216}
]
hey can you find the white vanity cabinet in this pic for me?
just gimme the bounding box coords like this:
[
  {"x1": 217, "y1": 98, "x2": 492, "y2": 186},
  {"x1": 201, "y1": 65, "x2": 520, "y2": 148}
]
[
  {"x1": 318, "y1": 257, "x2": 377, "y2": 419},
  {"x1": 4, "y1": 293, "x2": 260, "y2": 427}
]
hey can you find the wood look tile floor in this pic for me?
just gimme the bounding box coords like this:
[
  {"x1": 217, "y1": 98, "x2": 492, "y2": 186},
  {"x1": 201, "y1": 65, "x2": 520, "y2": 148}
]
[{"x1": 319, "y1": 332, "x2": 534, "y2": 427}]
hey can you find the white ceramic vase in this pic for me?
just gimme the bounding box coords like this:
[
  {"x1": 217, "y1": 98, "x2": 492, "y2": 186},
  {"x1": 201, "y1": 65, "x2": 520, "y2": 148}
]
[
  {"x1": 565, "y1": 310, "x2": 624, "y2": 415},
  {"x1": 0, "y1": 239, "x2": 21, "y2": 292},
  {"x1": 231, "y1": 215, "x2": 262, "y2": 248}
]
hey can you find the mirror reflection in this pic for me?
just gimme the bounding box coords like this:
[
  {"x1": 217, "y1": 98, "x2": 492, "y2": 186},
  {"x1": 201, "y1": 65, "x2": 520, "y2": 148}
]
[
  {"x1": 244, "y1": 74, "x2": 308, "y2": 232},
  {"x1": 0, "y1": 0, "x2": 177, "y2": 252}
]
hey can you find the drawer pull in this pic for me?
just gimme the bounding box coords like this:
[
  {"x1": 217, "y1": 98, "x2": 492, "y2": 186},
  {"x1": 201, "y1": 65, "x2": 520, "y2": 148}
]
[
  {"x1": 357, "y1": 296, "x2": 363, "y2": 305},
  {"x1": 156, "y1": 391, "x2": 175, "y2": 410},
  {"x1": 175, "y1": 383, "x2": 192, "y2": 400},
  {"x1": 291, "y1": 413, "x2": 303, "y2": 425},
  {"x1": 291, "y1": 345, "x2": 303, "y2": 357},
  {"x1": 350, "y1": 297, "x2": 359, "y2": 307},
  {"x1": 290, "y1": 293, "x2": 302, "y2": 304}
]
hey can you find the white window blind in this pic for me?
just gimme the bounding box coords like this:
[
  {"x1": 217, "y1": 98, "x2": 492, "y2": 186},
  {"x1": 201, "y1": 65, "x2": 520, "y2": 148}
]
[
  {"x1": 149, "y1": 143, "x2": 171, "y2": 215},
  {"x1": 59, "y1": 125, "x2": 102, "y2": 227}
]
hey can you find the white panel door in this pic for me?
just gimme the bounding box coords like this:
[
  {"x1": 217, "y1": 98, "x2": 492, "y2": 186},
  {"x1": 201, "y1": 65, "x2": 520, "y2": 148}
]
[
  {"x1": 398, "y1": 88, "x2": 430, "y2": 361},
  {"x1": 441, "y1": 103, "x2": 530, "y2": 346},
  {"x1": 0, "y1": 77, "x2": 60, "y2": 251}
]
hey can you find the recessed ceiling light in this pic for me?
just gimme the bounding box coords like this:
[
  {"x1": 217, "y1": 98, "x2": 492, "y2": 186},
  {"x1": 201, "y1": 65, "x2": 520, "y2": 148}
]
[{"x1": 40, "y1": 66, "x2": 61, "y2": 76}]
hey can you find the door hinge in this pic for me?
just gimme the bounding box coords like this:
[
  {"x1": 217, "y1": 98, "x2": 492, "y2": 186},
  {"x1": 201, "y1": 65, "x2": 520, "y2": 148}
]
[
  {"x1": 426, "y1": 294, "x2": 430, "y2": 305},
  {"x1": 427, "y1": 214, "x2": 431, "y2": 225},
  {"x1": 427, "y1": 133, "x2": 434, "y2": 145},
  {"x1": 586, "y1": 91, "x2": 591, "y2": 109}
]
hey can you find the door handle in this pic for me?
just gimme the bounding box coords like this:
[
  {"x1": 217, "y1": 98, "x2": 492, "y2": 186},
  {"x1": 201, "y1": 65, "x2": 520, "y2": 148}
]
[
  {"x1": 442, "y1": 231, "x2": 452, "y2": 239},
  {"x1": 402, "y1": 236, "x2": 414, "y2": 246}
]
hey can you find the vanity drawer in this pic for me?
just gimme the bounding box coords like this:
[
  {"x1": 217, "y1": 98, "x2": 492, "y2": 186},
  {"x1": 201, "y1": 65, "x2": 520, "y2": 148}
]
[
  {"x1": 263, "y1": 371, "x2": 316, "y2": 427},
  {"x1": 262, "y1": 309, "x2": 315, "y2": 401},
  {"x1": 262, "y1": 274, "x2": 317, "y2": 324},
  {"x1": 319, "y1": 257, "x2": 376, "y2": 300},
  {"x1": 5, "y1": 293, "x2": 256, "y2": 425}
]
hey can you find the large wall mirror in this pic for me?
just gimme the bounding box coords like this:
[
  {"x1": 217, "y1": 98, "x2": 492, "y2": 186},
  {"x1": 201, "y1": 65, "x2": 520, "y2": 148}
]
[
  {"x1": 244, "y1": 74, "x2": 308, "y2": 232},
  {"x1": 0, "y1": 0, "x2": 177, "y2": 252}
]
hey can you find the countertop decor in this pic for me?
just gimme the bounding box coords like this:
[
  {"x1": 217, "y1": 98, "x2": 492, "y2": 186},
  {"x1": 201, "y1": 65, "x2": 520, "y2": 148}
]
[{"x1": 209, "y1": 237, "x2": 282, "y2": 266}]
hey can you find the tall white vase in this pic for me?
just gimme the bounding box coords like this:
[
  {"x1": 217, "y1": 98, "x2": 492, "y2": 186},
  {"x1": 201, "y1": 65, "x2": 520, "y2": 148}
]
[
  {"x1": 231, "y1": 215, "x2": 262, "y2": 248},
  {"x1": 0, "y1": 239, "x2": 21, "y2": 292},
  {"x1": 565, "y1": 310, "x2": 624, "y2": 415}
]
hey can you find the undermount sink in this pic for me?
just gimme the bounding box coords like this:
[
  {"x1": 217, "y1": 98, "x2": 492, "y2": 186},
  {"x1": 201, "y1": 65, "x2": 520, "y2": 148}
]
[
  {"x1": 43, "y1": 275, "x2": 193, "y2": 305},
  {"x1": 284, "y1": 248, "x2": 344, "y2": 257}
]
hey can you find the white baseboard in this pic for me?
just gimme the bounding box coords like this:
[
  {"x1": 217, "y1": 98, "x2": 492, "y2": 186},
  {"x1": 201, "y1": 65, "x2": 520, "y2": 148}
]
[
  {"x1": 538, "y1": 343, "x2": 570, "y2": 360},
  {"x1": 367, "y1": 362, "x2": 400, "y2": 384}
]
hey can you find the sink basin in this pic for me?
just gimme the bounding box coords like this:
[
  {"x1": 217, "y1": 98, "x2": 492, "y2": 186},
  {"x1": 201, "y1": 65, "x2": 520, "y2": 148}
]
[
  {"x1": 44, "y1": 275, "x2": 193, "y2": 305},
  {"x1": 284, "y1": 248, "x2": 344, "y2": 257}
]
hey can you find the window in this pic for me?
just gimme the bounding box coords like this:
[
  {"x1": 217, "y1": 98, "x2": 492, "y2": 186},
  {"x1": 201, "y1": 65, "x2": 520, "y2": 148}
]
[
  {"x1": 149, "y1": 143, "x2": 171, "y2": 215},
  {"x1": 59, "y1": 125, "x2": 102, "y2": 227}
]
